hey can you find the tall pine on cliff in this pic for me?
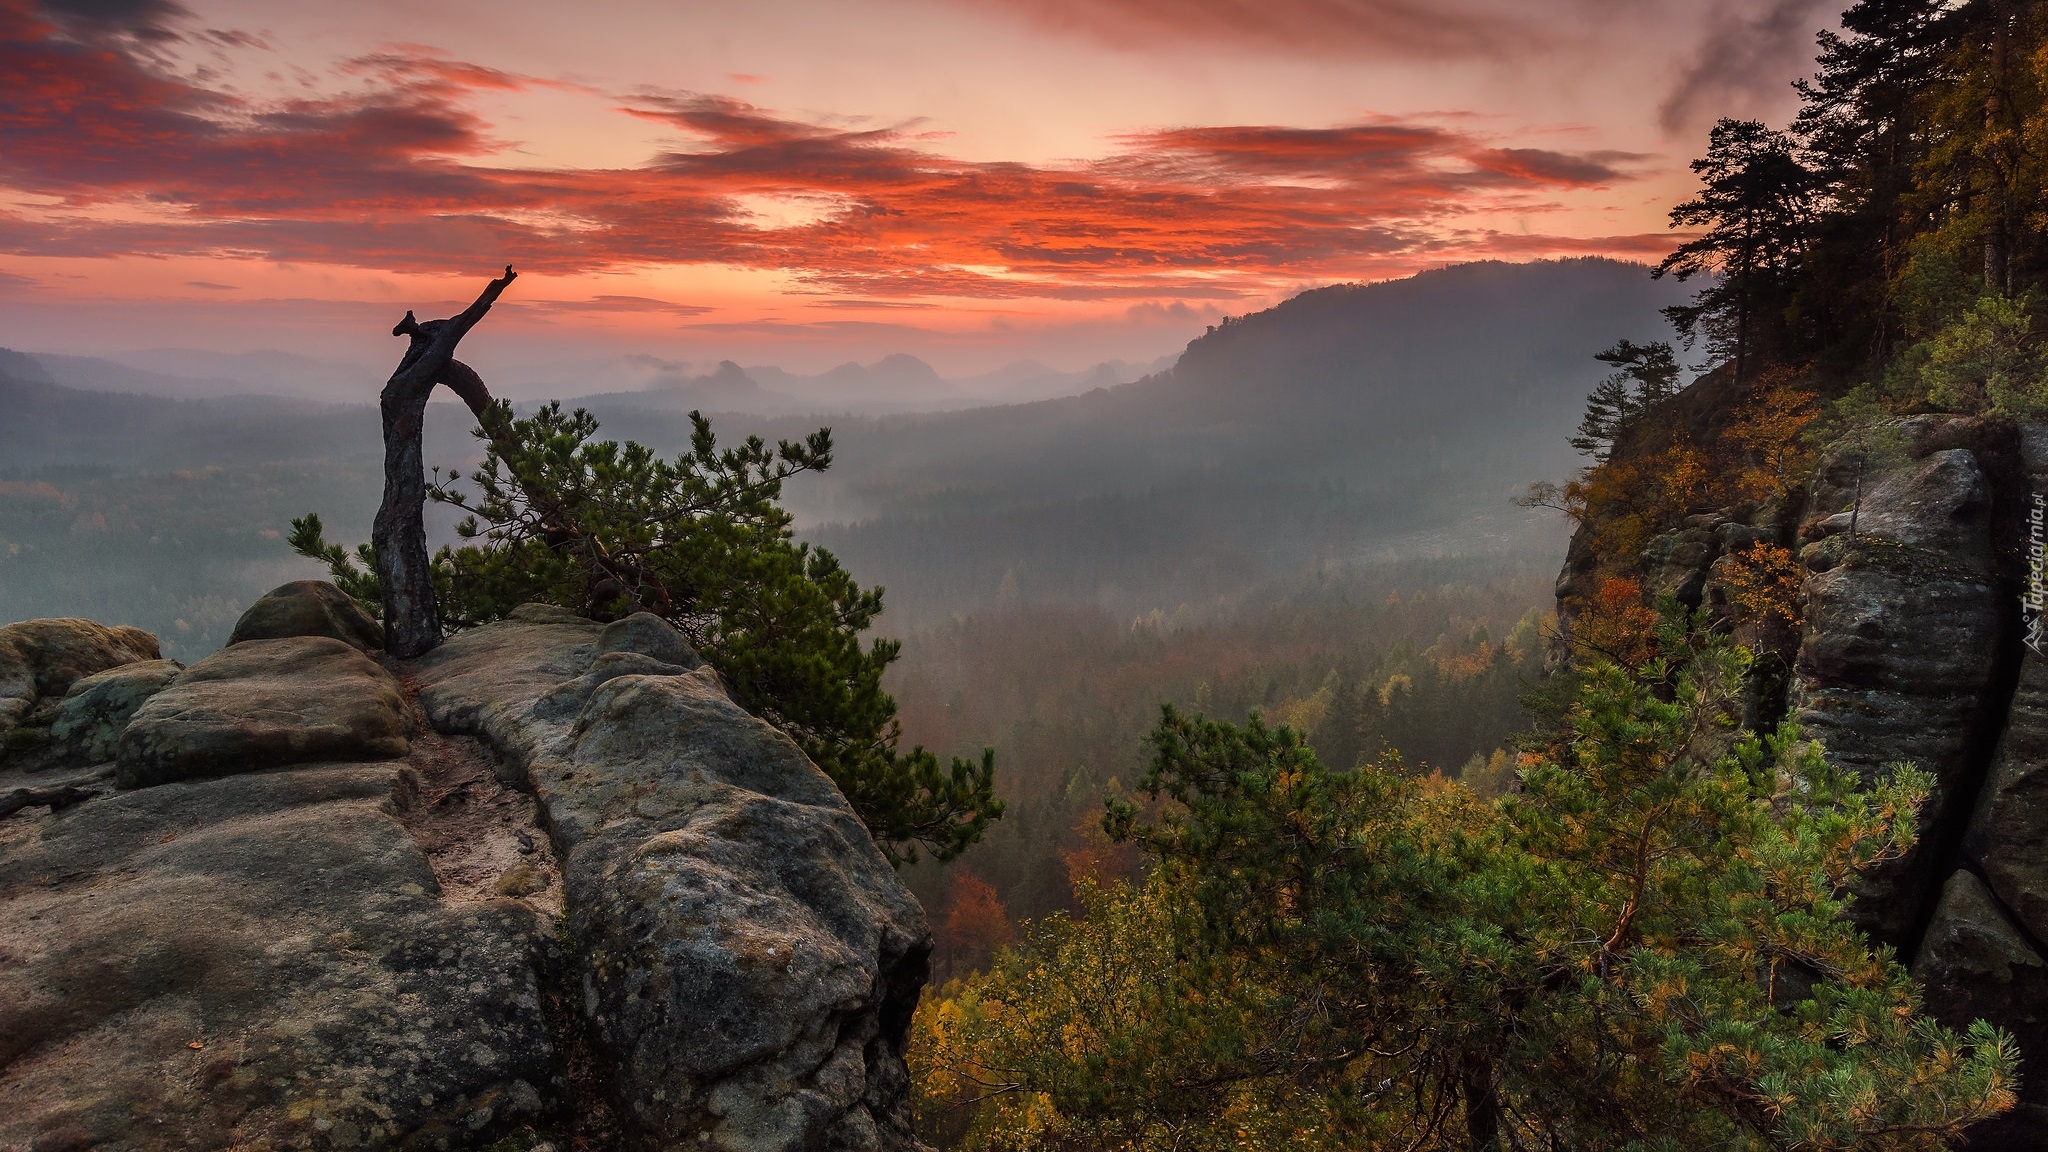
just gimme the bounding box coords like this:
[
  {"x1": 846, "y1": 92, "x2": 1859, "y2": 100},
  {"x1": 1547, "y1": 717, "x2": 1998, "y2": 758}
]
[{"x1": 1652, "y1": 0, "x2": 2048, "y2": 401}]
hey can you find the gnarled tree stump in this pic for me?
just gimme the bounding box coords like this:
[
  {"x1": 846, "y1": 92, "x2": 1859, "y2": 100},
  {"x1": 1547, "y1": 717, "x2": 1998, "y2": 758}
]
[{"x1": 373, "y1": 266, "x2": 517, "y2": 657}]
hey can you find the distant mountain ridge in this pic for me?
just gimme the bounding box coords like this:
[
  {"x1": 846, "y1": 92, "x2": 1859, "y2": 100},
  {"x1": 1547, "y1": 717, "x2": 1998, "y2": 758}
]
[
  {"x1": 10, "y1": 344, "x2": 1165, "y2": 414},
  {"x1": 2, "y1": 257, "x2": 1689, "y2": 644},
  {"x1": 574, "y1": 258, "x2": 1695, "y2": 627}
]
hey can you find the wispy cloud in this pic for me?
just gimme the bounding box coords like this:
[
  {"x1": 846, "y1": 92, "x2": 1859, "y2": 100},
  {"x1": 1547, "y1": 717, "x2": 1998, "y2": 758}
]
[
  {"x1": 962, "y1": 0, "x2": 1827, "y2": 136},
  {"x1": 1659, "y1": 0, "x2": 1832, "y2": 132},
  {"x1": 0, "y1": 0, "x2": 1657, "y2": 302},
  {"x1": 519, "y1": 295, "x2": 716, "y2": 315}
]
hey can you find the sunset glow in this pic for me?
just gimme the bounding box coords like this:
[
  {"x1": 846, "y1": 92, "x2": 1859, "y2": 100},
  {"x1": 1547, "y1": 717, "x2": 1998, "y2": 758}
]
[{"x1": 0, "y1": 0, "x2": 1831, "y2": 374}]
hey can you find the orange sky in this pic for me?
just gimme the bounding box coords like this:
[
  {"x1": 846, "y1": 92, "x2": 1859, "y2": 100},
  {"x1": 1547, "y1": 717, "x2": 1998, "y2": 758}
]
[{"x1": 0, "y1": 0, "x2": 1833, "y2": 376}]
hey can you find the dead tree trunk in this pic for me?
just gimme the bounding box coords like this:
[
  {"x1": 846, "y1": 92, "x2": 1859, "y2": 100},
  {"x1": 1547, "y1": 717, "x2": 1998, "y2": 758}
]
[{"x1": 373, "y1": 266, "x2": 517, "y2": 658}]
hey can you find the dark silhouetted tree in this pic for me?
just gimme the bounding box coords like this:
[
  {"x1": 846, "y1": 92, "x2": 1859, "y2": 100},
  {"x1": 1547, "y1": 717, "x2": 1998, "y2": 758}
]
[
  {"x1": 371, "y1": 266, "x2": 517, "y2": 657},
  {"x1": 1656, "y1": 120, "x2": 1813, "y2": 384},
  {"x1": 1571, "y1": 339, "x2": 1682, "y2": 461}
]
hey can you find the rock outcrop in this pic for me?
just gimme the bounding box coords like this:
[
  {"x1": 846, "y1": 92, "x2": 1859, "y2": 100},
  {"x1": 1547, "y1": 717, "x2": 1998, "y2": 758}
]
[
  {"x1": 116, "y1": 637, "x2": 411, "y2": 790},
  {"x1": 1558, "y1": 414, "x2": 2048, "y2": 1146},
  {"x1": 413, "y1": 606, "x2": 930, "y2": 1152},
  {"x1": 0, "y1": 618, "x2": 161, "y2": 736},
  {"x1": 0, "y1": 581, "x2": 932, "y2": 1152},
  {"x1": 1792, "y1": 419, "x2": 2014, "y2": 946}
]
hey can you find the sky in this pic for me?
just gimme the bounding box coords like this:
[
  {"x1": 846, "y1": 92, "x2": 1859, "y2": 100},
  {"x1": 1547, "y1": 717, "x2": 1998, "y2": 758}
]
[{"x1": 0, "y1": 0, "x2": 1835, "y2": 382}]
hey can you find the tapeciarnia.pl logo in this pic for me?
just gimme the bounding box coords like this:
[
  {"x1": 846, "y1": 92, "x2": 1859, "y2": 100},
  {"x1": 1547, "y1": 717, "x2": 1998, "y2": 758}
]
[{"x1": 2029, "y1": 492, "x2": 2047, "y2": 656}]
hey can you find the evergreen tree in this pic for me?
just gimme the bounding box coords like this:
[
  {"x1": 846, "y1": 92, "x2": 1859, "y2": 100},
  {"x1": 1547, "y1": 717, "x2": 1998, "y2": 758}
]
[
  {"x1": 1657, "y1": 119, "x2": 1815, "y2": 385},
  {"x1": 1792, "y1": 0, "x2": 1960, "y2": 367},
  {"x1": 292, "y1": 401, "x2": 1002, "y2": 864},
  {"x1": 917, "y1": 629, "x2": 2018, "y2": 1149},
  {"x1": 1571, "y1": 339, "x2": 1682, "y2": 461}
]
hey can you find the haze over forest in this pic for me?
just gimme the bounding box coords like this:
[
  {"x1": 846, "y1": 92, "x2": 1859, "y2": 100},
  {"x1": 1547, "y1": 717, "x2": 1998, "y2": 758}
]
[
  {"x1": 25, "y1": 0, "x2": 2014, "y2": 1146},
  {"x1": 1, "y1": 254, "x2": 1687, "y2": 927}
]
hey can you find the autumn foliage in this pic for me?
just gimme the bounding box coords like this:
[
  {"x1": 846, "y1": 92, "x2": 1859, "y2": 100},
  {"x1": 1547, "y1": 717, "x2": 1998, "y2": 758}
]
[{"x1": 934, "y1": 870, "x2": 1015, "y2": 984}]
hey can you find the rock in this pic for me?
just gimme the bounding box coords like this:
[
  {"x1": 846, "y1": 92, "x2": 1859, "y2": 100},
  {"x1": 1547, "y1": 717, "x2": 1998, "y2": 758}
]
[
  {"x1": 1912, "y1": 870, "x2": 2048, "y2": 1151},
  {"x1": 4, "y1": 659, "x2": 182, "y2": 772},
  {"x1": 414, "y1": 612, "x2": 929, "y2": 1152},
  {"x1": 0, "y1": 761, "x2": 558, "y2": 1151},
  {"x1": 5, "y1": 603, "x2": 932, "y2": 1150},
  {"x1": 1916, "y1": 869, "x2": 2047, "y2": 997},
  {"x1": 227, "y1": 580, "x2": 385, "y2": 652},
  {"x1": 1806, "y1": 447, "x2": 1993, "y2": 552},
  {"x1": 597, "y1": 611, "x2": 703, "y2": 670},
  {"x1": 0, "y1": 618, "x2": 159, "y2": 731},
  {"x1": 400, "y1": 606, "x2": 603, "y2": 791},
  {"x1": 1790, "y1": 433, "x2": 2006, "y2": 946},
  {"x1": 1964, "y1": 425, "x2": 2048, "y2": 947},
  {"x1": 116, "y1": 637, "x2": 408, "y2": 790},
  {"x1": 1638, "y1": 523, "x2": 1722, "y2": 609}
]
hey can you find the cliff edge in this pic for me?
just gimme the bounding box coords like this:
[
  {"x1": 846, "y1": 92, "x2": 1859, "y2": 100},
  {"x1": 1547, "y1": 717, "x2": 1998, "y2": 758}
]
[
  {"x1": 1558, "y1": 414, "x2": 2048, "y2": 1146},
  {"x1": 0, "y1": 581, "x2": 931, "y2": 1152}
]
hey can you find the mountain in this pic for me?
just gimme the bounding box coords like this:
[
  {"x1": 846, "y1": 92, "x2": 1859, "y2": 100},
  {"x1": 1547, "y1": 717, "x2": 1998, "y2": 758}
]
[
  {"x1": 29, "y1": 348, "x2": 375, "y2": 401},
  {"x1": 0, "y1": 257, "x2": 1685, "y2": 648},
  {"x1": 722, "y1": 258, "x2": 1694, "y2": 628}
]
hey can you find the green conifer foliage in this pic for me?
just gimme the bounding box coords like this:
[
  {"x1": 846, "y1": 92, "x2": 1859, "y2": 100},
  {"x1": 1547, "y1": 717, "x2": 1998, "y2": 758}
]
[
  {"x1": 917, "y1": 627, "x2": 2016, "y2": 1150},
  {"x1": 293, "y1": 401, "x2": 1001, "y2": 864}
]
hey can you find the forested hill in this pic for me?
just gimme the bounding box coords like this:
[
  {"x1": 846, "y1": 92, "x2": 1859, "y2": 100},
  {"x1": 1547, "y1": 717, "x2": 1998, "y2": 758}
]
[{"x1": 761, "y1": 258, "x2": 1689, "y2": 627}]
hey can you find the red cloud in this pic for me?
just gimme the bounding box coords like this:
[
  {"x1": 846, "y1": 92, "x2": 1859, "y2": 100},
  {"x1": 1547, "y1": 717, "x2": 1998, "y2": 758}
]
[{"x1": 0, "y1": 0, "x2": 1657, "y2": 300}]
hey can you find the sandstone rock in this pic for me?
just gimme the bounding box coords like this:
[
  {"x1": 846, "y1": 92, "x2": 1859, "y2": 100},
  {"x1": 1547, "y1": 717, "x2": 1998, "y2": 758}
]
[
  {"x1": 227, "y1": 579, "x2": 385, "y2": 652},
  {"x1": 1912, "y1": 869, "x2": 2048, "y2": 1151},
  {"x1": 1916, "y1": 868, "x2": 2047, "y2": 996},
  {"x1": 597, "y1": 611, "x2": 704, "y2": 670},
  {"x1": 116, "y1": 637, "x2": 408, "y2": 790},
  {"x1": 403, "y1": 608, "x2": 604, "y2": 791},
  {"x1": 1963, "y1": 425, "x2": 2048, "y2": 947},
  {"x1": 0, "y1": 618, "x2": 160, "y2": 731},
  {"x1": 6, "y1": 603, "x2": 928, "y2": 1150},
  {"x1": 1806, "y1": 447, "x2": 1993, "y2": 552},
  {"x1": 1639, "y1": 523, "x2": 1721, "y2": 609},
  {"x1": 1790, "y1": 433, "x2": 2005, "y2": 946},
  {"x1": 5, "y1": 659, "x2": 183, "y2": 772},
  {"x1": 415, "y1": 612, "x2": 929, "y2": 1152},
  {"x1": 0, "y1": 761, "x2": 558, "y2": 1151}
]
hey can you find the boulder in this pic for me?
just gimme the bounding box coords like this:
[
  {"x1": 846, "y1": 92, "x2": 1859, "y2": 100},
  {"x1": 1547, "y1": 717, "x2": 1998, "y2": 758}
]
[
  {"x1": 4, "y1": 658, "x2": 182, "y2": 772},
  {"x1": 228, "y1": 580, "x2": 385, "y2": 652},
  {"x1": 116, "y1": 637, "x2": 407, "y2": 790},
  {"x1": 414, "y1": 609, "x2": 929, "y2": 1151},
  {"x1": 596, "y1": 611, "x2": 704, "y2": 670},
  {"x1": 0, "y1": 617, "x2": 159, "y2": 731},
  {"x1": 0, "y1": 761, "x2": 558, "y2": 1151}
]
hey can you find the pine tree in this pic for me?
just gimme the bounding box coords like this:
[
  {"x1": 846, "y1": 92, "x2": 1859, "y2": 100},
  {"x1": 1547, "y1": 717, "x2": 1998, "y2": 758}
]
[
  {"x1": 1571, "y1": 339, "x2": 1682, "y2": 461},
  {"x1": 918, "y1": 630, "x2": 2019, "y2": 1150},
  {"x1": 292, "y1": 401, "x2": 1003, "y2": 864},
  {"x1": 1657, "y1": 120, "x2": 1814, "y2": 384}
]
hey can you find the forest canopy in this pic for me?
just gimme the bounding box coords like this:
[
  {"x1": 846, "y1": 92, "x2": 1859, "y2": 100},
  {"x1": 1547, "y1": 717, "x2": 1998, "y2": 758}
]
[{"x1": 910, "y1": 2, "x2": 2048, "y2": 1146}]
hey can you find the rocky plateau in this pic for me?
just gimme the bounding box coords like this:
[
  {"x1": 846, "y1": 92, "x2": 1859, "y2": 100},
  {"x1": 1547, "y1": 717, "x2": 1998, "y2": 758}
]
[{"x1": 0, "y1": 581, "x2": 931, "y2": 1152}]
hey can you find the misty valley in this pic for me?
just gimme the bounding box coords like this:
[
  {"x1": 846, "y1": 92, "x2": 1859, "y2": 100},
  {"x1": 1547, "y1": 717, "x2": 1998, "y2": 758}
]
[{"x1": 12, "y1": 0, "x2": 2048, "y2": 1148}]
